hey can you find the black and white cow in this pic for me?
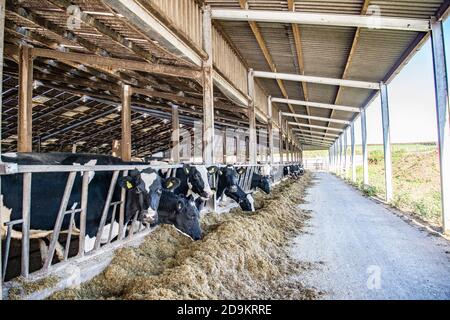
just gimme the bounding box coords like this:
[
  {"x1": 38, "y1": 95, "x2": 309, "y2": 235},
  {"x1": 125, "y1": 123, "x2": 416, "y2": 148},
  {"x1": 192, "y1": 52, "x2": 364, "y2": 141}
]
[
  {"x1": 283, "y1": 165, "x2": 290, "y2": 177},
  {"x1": 0, "y1": 153, "x2": 200, "y2": 255},
  {"x1": 251, "y1": 164, "x2": 272, "y2": 194},
  {"x1": 282, "y1": 164, "x2": 304, "y2": 179},
  {"x1": 156, "y1": 163, "x2": 218, "y2": 212},
  {"x1": 216, "y1": 165, "x2": 255, "y2": 212},
  {"x1": 290, "y1": 164, "x2": 304, "y2": 178},
  {"x1": 173, "y1": 164, "x2": 217, "y2": 199}
]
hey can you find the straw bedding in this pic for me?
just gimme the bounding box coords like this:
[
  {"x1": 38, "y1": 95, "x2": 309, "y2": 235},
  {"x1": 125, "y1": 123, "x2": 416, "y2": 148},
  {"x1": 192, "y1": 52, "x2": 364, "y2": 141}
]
[{"x1": 50, "y1": 172, "x2": 318, "y2": 300}]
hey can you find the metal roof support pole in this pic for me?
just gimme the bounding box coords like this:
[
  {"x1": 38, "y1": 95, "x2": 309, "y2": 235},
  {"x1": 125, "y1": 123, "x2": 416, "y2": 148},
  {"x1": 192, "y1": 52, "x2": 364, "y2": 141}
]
[
  {"x1": 344, "y1": 129, "x2": 348, "y2": 179},
  {"x1": 351, "y1": 122, "x2": 356, "y2": 183},
  {"x1": 328, "y1": 148, "x2": 331, "y2": 172},
  {"x1": 0, "y1": 0, "x2": 4, "y2": 299},
  {"x1": 202, "y1": 5, "x2": 214, "y2": 166},
  {"x1": 431, "y1": 19, "x2": 450, "y2": 234},
  {"x1": 330, "y1": 144, "x2": 334, "y2": 172},
  {"x1": 18, "y1": 44, "x2": 34, "y2": 152},
  {"x1": 339, "y1": 135, "x2": 343, "y2": 177},
  {"x1": 336, "y1": 139, "x2": 340, "y2": 175},
  {"x1": 121, "y1": 84, "x2": 132, "y2": 161},
  {"x1": 171, "y1": 104, "x2": 180, "y2": 163},
  {"x1": 248, "y1": 69, "x2": 257, "y2": 164},
  {"x1": 380, "y1": 83, "x2": 393, "y2": 202},
  {"x1": 361, "y1": 108, "x2": 369, "y2": 185},
  {"x1": 330, "y1": 143, "x2": 334, "y2": 172},
  {"x1": 334, "y1": 142, "x2": 338, "y2": 174}
]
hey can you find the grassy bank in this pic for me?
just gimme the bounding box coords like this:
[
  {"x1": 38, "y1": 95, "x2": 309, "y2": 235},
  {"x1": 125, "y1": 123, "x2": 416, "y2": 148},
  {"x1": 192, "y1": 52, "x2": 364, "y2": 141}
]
[
  {"x1": 354, "y1": 143, "x2": 442, "y2": 227},
  {"x1": 305, "y1": 143, "x2": 442, "y2": 227}
]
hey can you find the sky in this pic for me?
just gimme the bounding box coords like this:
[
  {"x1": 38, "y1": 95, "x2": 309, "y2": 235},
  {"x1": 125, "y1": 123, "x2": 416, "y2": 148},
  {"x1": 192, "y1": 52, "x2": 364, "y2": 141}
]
[{"x1": 351, "y1": 19, "x2": 450, "y2": 145}]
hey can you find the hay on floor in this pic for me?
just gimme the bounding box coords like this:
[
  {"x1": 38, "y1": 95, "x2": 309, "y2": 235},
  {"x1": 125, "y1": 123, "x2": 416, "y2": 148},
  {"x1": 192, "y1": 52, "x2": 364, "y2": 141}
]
[{"x1": 51, "y1": 172, "x2": 318, "y2": 300}]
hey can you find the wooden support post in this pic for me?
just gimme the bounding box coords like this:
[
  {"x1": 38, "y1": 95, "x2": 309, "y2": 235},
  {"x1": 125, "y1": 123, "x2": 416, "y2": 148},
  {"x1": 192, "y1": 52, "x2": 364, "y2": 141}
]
[
  {"x1": 171, "y1": 104, "x2": 180, "y2": 163},
  {"x1": 361, "y1": 109, "x2": 369, "y2": 185},
  {"x1": 248, "y1": 69, "x2": 257, "y2": 164},
  {"x1": 203, "y1": 5, "x2": 214, "y2": 165},
  {"x1": 18, "y1": 44, "x2": 33, "y2": 152},
  {"x1": 285, "y1": 119, "x2": 290, "y2": 162},
  {"x1": 351, "y1": 122, "x2": 356, "y2": 182},
  {"x1": 279, "y1": 112, "x2": 284, "y2": 164},
  {"x1": 121, "y1": 84, "x2": 132, "y2": 161},
  {"x1": 380, "y1": 83, "x2": 393, "y2": 202},
  {"x1": 223, "y1": 129, "x2": 228, "y2": 164},
  {"x1": 235, "y1": 130, "x2": 241, "y2": 163},
  {"x1": 0, "y1": 0, "x2": 5, "y2": 298},
  {"x1": 431, "y1": 19, "x2": 450, "y2": 234}
]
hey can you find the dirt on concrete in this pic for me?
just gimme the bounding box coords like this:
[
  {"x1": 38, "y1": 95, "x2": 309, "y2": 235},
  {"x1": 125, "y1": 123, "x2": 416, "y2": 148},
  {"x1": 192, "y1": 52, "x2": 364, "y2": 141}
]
[{"x1": 50, "y1": 172, "x2": 318, "y2": 300}]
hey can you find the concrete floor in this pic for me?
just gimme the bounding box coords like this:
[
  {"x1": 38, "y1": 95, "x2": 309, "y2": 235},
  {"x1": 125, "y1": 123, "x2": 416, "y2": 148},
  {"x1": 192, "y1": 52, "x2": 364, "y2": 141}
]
[{"x1": 291, "y1": 172, "x2": 450, "y2": 300}]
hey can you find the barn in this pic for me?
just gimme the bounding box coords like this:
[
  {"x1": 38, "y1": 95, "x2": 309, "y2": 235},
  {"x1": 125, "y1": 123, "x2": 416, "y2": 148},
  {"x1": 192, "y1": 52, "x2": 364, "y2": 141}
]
[{"x1": 1, "y1": 0, "x2": 450, "y2": 301}]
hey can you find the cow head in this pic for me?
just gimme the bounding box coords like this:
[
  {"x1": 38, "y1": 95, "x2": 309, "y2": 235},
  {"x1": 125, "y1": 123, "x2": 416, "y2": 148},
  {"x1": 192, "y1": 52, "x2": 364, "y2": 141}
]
[
  {"x1": 118, "y1": 169, "x2": 180, "y2": 225},
  {"x1": 182, "y1": 164, "x2": 217, "y2": 199},
  {"x1": 256, "y1": 174, "x2": 271, "y2": 194},
  {"x1": 171, "y1": 194, "x2": 202, "y2": 240},
  {"x1": 218, "y1": 165, "x2": 255, "y2": 212}
]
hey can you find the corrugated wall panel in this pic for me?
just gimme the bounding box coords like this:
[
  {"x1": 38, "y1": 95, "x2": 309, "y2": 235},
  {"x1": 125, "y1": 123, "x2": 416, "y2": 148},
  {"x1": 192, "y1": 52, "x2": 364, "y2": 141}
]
[{"x1": 146, "y1": 0, "x2": 203, "y2": 49}]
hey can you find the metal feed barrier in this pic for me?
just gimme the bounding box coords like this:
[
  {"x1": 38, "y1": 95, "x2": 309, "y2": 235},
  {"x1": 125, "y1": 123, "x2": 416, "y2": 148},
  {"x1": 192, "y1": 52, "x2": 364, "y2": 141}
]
[{"x1": 0, "y1": 162, "x2": 296, "y2": 295}]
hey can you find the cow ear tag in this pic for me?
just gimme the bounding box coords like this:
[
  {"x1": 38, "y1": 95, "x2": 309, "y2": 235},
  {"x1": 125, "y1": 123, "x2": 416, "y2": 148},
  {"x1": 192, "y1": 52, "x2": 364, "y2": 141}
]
[
  {"x1": 167, "y1": 181, "x2": 173, "y2": 188},
  {"x1": 126, "y1": 181, "x2": 133, "y2": 189}
]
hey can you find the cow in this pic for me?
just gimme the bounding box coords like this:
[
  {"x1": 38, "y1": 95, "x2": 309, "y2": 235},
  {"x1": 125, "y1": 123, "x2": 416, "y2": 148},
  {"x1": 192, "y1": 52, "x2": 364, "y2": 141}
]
[
  {"x1": 283, "y1": 165, "x2": 290, "y2": 177},
  {"x1": 173, "y1": 164, "x2": 217, "y2": 199},
  {"x1": 0, "y1": 153, "x2": 200, "y2": 260},
  {"x1": 251, "y1": 164, "x2": 272, "y2": 194},
  {"x1": 289, "y1": 164, "x2": 304, "y2": 179},
  {"x1": 155, "y1": 163, "x2": 218, "y2": 212},
  {"x1": 216, "y1": 165, "x2": 255, "y2": 212}
]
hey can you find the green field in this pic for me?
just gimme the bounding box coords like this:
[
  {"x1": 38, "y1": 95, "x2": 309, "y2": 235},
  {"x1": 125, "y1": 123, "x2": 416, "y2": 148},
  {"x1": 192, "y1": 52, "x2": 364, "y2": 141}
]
[{"x1": 306, "y1": 143, "x2": 443, "y2": 228}]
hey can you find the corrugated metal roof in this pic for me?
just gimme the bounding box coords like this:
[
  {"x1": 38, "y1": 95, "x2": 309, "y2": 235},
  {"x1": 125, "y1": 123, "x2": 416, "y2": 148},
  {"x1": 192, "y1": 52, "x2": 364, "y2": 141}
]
[{"x1": 207, "y1": 0, "x2": 450, "y2": 148}]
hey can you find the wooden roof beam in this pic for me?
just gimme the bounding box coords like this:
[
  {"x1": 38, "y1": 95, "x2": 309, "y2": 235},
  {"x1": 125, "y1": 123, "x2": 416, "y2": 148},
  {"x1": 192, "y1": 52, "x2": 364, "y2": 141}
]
[{"x1": 47, "y1": 0, "x2": 156, "y2": 63}]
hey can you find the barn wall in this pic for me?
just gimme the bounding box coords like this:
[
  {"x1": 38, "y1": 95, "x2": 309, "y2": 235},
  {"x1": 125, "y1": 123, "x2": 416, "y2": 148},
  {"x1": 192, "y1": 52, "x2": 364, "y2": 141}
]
[
  {"x1": 148, "y1": 0, "x2": 203, "y2": 50},
  {"x1": 255, "y1": 82, "x2": 268, "y2": 116},
  {"x1": 212, "y1": 27, "x2": 248, "y2": 96}
]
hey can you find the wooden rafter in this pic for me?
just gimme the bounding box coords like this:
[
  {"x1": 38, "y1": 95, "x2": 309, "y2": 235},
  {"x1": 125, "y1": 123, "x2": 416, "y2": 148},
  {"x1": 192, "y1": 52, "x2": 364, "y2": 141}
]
[{"x1": 47, "y1": 0, "x2": 156, "y2": 63}]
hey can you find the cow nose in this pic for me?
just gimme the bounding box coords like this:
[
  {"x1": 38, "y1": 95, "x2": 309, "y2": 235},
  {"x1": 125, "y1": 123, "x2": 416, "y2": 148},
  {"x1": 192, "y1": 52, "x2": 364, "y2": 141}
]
[{"x1": 141, "y1": 209, "x2": 157, "y2": 223}]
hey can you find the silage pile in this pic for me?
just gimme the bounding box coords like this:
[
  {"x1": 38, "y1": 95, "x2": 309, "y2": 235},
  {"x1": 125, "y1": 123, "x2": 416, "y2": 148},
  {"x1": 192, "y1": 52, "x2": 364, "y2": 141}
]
[{"x1": 51, "y1": 172, "x2": 318, "y2": 300}]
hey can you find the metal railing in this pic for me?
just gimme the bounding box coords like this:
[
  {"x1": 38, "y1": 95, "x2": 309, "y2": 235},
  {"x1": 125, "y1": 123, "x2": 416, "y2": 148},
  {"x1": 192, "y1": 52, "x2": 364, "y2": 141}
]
[{"x1": 0, "y1": 162, "x2": 297, "y2": 292}]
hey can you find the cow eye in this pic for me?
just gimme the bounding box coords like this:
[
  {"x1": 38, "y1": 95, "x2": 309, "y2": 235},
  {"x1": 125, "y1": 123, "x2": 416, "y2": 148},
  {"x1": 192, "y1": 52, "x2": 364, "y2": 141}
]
[{"x1": 157, "y1": 188, "x2": 162, "y2": 195}]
